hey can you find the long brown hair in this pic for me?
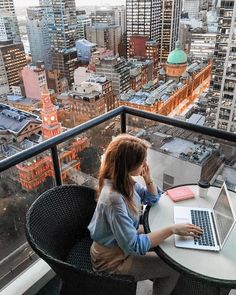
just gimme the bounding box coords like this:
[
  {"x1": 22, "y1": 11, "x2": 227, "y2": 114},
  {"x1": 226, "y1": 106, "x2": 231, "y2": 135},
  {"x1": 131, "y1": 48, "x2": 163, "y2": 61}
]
[{"x1": 98, "y1": 134, "x2": 150, "y2": 214}]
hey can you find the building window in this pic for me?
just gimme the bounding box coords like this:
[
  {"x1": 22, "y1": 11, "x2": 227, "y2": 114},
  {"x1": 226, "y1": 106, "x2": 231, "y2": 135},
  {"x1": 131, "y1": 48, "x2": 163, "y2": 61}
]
[{"x1": 163, "y1": 173, "x2": 174, "y2": 190}]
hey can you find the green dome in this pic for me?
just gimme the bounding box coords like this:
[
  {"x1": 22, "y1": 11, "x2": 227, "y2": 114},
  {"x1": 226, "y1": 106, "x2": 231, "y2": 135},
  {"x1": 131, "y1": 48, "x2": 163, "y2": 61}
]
[{"x1": 167, "y1": 41, "x2": 187, "y2": 64}]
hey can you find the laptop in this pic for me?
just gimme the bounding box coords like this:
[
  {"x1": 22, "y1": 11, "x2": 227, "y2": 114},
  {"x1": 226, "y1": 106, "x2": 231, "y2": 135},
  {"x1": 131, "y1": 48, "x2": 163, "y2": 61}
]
[{"x1": 174, "y1": 182, "x2": 236, "y2": 251}]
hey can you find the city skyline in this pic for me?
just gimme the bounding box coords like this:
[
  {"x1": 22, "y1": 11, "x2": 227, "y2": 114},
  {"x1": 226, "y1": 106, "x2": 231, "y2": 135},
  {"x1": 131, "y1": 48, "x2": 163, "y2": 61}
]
[{"x1": 14, "y1": 0, "x2": 125, "y2": 7}]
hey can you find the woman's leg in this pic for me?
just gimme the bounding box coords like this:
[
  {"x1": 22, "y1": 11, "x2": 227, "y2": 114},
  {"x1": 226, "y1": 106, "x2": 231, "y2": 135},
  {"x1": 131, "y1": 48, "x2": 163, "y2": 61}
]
[{"x1": 116, "y1": 251, "x2": 179, "y2": 295}]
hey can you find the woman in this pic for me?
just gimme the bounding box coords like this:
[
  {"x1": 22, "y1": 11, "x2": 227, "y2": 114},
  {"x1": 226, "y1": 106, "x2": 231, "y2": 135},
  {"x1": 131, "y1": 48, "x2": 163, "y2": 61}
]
[{"x1": 88, "y1": 134, "x2": 202, "y2": 295}]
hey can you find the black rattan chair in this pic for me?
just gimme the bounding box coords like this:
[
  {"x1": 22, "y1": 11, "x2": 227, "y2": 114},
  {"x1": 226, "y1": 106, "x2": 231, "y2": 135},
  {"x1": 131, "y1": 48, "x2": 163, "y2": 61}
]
[{"x1": 25, "y1": 185, "x2": 136, "y2": 295}]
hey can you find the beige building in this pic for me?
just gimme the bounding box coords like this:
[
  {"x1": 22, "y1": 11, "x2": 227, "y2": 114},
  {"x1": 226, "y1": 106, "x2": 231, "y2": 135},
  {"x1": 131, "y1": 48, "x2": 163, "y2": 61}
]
[{"x1": 86, "y1": 25, "x2": 122, "y2": 55}]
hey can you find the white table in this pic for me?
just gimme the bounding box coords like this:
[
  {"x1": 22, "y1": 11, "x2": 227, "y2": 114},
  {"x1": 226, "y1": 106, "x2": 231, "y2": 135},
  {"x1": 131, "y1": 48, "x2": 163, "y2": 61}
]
[{"x1": 143, "y1": 185, "x2": 236, "y2": 294}]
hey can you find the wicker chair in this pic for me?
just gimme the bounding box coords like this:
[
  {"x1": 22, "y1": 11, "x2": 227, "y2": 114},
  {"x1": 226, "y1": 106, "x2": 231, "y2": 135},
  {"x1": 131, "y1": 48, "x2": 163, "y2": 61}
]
[{"x1": 25, "y1": 185, "x2": 137, "y2": 295}]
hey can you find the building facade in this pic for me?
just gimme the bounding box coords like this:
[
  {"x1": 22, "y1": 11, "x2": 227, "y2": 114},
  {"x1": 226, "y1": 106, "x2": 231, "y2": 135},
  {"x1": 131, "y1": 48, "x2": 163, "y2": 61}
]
[
  {"x1": 190, "y1": 32, "x2": 216, "y2": 59},
  {"x1": 160, "y1": 0, "x2": 182, "y2": 63},
  {"x1": 40, "y1": 0, "x2": 79, "y2": 85},
  {"x1": 86, "y1": 25, "x2": 122, "y2": 55},
  {"x1": 213, "y1": 0, "x2": 236, "y2": 132},
  {"x1": 0, "y1": 9, "x2": 21, "y2": 44},
  {"x1": 76, "y1": 14, "x2": 92, "y2": 40},
  {"x1": 0, "y1": 0, "x2": 15, "y2": 14},
  {"x1": 21, "y1": 62, "x2": 48, "y2": 100},
  {"x1": 26, "y1": 7, "x2": 52, "y2": 69},
  {"x1": 183, "y1": 0, "x2": 200, "y2": 19},
  {"x1": 0, "y1": 42, "x2": 27, "y2": 95},
  {"x1": 95, "y1": 56, "x2": 130, "y2": 95},
  {"x1": 126, "y1": 0, "x2": 161, "y2": 56}
]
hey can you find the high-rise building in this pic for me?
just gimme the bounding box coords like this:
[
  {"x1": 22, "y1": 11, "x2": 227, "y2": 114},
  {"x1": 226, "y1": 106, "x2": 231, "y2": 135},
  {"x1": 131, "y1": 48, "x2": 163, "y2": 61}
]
[
  {"x1": 40, "y1": 0, "x2": 79, "y2": 85},
  {"x1": 0, "y1": 9, "x2": 21, "y2": 44},
  {"x1": 113, "y1": 6, "x2": 126, "y2": 36},
  {"x1": 91, "y1": 8, "x2": 114, "y2": 26},
  {"x1": 210, "y1": 1, "x2": 236, "y2": 132},
  {"x1": 86, "y1": 24, "x2": 122, "y2": 55},
  {"x1": 26, "y1": 7, "x2": 52, "y2": 69},
  {"x1": 0, "y1": 0, "x2": 15, "y2": 14},
  {"x1": 21, "y1": 62, "x2": 48, "y2": 100},
  {"x1": 77, "y1": 14, "x2": 92, "y2": 40},
  {"x1": 96, "y1": 56, "x2": 130, "y2": 95},
  {"x1": 126, "y1": 0, "x2": 161, "y2": 56},
  {"x1": 160, "y1": 0, "x2": 182, "y2": 63},
  {"x1": 183, "y1": 0, "x2": 200, "y2": 19},
  {"x1": 126, "y1": 0, "x2": 161, "y2": 40},
  {"x1": 0, "y1": 42, "x2": 27, "y2": 95}
]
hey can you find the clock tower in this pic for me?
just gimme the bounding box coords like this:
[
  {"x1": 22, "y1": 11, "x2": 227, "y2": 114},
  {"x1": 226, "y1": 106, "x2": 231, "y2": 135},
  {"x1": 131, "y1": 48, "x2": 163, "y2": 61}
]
[{"x1": 41, "y1": 91, "x2": 61, "y2": 139}]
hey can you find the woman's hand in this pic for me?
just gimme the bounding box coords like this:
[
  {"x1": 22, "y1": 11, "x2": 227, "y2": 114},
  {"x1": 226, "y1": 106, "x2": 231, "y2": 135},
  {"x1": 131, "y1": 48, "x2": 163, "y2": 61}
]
[
  {"x1": 141, "y1": 162, "x2": 152, "y2": 182},
  {"x1": 172, "y1": 223, "x2": 203, "y2": 237}
]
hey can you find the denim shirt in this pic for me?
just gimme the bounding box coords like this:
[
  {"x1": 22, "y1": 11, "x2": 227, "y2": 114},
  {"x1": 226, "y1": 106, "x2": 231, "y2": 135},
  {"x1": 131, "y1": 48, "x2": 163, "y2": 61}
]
[{"x1": 88, "y1": 179, "x2": 162, "y2": 256}]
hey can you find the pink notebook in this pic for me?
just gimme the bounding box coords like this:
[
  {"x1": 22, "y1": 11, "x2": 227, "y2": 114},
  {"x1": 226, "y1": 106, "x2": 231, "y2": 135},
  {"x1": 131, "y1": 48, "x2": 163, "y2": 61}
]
[{"x1": 166, "y1": 186, "x2": 195, "y2": 202}]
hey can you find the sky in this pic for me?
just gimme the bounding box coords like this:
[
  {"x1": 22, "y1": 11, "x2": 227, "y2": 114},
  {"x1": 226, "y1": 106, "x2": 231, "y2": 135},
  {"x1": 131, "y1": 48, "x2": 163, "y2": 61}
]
[{"x1": 14, "y1": 0, "x2": 125, "y2": 7}]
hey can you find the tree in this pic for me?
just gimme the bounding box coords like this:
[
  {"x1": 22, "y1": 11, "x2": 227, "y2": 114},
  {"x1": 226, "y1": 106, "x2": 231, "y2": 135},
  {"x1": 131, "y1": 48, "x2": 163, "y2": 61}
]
[{"x1": 78, "y1": 147, "x2": 101, "y2": 177}]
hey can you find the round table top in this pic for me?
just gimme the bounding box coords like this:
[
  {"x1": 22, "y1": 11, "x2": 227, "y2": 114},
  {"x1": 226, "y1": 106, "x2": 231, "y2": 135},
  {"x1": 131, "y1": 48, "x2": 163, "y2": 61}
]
[{"x1": 143, "y1": 184, "x2": 236, "y2": 287}]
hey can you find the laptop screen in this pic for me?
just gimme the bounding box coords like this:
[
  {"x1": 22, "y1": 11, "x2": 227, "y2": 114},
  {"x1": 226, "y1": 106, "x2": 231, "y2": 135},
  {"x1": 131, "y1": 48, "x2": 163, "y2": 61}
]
[{"x1": 213, "y1": 183, "x2": 235, "y2": 246}]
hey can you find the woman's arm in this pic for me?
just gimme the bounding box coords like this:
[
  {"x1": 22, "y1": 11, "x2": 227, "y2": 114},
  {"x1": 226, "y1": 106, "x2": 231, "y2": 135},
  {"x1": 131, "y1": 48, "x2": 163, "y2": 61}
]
[{"x1": 147, "y1": 223, "x2": 203, "y2": 247}]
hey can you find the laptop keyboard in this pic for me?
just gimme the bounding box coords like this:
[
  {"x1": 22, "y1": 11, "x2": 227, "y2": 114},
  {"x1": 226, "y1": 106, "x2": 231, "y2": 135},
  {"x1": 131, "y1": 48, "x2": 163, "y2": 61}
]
[{"x1": 190, "y1": 210, "x2": 215, "y2": 247}]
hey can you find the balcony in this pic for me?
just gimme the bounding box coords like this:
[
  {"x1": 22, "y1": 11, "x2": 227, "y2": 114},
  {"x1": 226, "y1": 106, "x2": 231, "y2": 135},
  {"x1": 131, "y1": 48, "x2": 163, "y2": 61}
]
[{"x1": 0, "y1": 106, "x2": 236, "y2": 294}]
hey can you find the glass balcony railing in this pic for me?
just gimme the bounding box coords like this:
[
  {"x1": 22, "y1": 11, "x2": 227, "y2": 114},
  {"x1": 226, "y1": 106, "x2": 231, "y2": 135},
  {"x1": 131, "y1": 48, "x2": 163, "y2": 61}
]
[{"x1": 0, "y1": 106, "x2": 236, "y2": 292}]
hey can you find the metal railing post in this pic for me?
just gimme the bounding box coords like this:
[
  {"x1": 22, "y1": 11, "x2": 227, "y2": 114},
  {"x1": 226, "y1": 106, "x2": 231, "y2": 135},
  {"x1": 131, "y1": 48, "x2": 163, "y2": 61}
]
[
  {"x1": 120, "y1": 112, "x2": 126, "y2": 133},
  {"x1": 51, "y1": 146, "x2": 62, "y2": 186}
]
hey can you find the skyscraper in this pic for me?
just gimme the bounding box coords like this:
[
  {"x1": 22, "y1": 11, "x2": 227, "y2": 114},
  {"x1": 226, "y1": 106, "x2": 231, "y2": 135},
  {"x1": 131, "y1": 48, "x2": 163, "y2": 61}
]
[
  {"x1": 26, "y1": 7, "x2": 52, "y2": 69},
  {"x1": 126, "y1": 0, "x2": 162, "y2": 56},
  {"x1": 39, "y1": 0, "x2": 79, "y2": 85},
  {"x1": 211, "y1": 1, "x2": 236, "y2": 132},
  {"x1": 0, "y1": 9, "x2": 21, "y2": 44},
  {"x1": 0, "y1": 42, "x2": 27, "y2": 95},
  {"x1": 160, "y1": 0, "x2": 182, "y2": 63},
  {"x1": 0, "y1": 0, "x2": 15, "y2": 14}
]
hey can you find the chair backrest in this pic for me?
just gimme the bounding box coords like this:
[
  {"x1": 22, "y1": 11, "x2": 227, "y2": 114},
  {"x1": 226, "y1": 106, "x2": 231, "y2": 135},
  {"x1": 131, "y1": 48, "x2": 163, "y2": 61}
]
[
  {"x1": 26, "y1": 185, "x2": 97, "y2": 262},
  {"x1": 26, "y1": 184, "x2": 137, "y2": 295}
]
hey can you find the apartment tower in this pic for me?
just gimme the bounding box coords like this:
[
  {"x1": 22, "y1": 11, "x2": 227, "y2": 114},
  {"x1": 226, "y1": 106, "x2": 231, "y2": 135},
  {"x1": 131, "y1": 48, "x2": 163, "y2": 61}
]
[
  {"x1": 39, "y1": 0, "x2": 79, "y2": 85},
  {"x1": 0, "y1": 0, "x2": 15, "y2": 14},
  {"x1": 212, "y1": 0, "x2": 236, "y2": 132},
  {"x1": 126, "y1": 0, "x2": 161, "y2": 56},
  {"x1": 26, "y1": 7, "x2": 52, "y2": 69},
  {"x1": 160, "y1": 0, "x2": 182, "y2": 63}
]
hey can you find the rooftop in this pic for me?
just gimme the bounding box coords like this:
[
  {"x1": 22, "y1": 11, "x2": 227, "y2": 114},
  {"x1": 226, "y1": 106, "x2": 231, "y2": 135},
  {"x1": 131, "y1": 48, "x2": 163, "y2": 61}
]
[{"x1": 0, "y1": 104, "x2": 41, "y2": 134}]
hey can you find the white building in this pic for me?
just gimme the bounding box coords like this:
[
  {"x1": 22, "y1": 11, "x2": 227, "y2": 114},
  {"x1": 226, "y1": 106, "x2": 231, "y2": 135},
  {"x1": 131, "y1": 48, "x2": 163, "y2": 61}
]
[
  {"x1": 190, "y1": 33, "x2": 216, "y2": 59},
  {"x1": 183, "y1": 0, "x2": 200, "y2": 19},
  {"x1": 0, "y1": 9, "x2": 21, "y2": 44}
]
